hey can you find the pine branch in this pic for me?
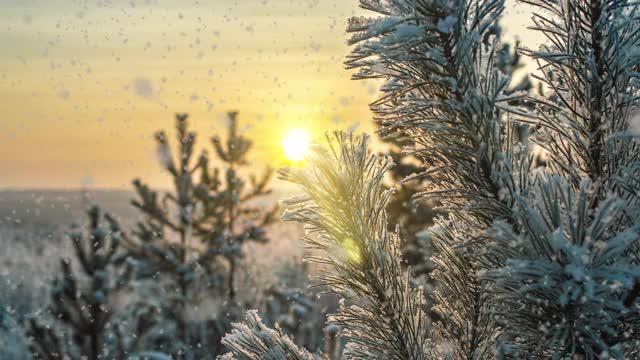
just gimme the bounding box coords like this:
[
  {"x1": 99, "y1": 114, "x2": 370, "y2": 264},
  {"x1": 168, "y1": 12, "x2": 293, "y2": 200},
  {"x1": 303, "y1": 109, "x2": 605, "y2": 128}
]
[
  {"x1": 346, "y1": 1, "x2": 533, "y2": 357},
  {"x1": 523, "y1": 3, "x2": 640, "y2": 352},
  {"x1": 279, "y1": 132, "x2": 429, "y2": 360},
  {"x1": 347, "y1": 0, "x2": 529, "y2": 223},
  {"x1": 221, "y1": 310, "x2": 318, "y2": 360},
  {"x1": 483, "y1": 174, "x2": 640, "y2": 356},
  {"x1": 524, "y1": 0, "x2": 640, "y2": 190}
]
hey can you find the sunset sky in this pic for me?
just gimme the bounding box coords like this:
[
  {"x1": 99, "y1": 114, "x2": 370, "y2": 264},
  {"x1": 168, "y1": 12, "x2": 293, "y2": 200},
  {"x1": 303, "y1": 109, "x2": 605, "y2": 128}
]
[{"x1": 0, "y1": 0, "x2": 537, "y2": 189}]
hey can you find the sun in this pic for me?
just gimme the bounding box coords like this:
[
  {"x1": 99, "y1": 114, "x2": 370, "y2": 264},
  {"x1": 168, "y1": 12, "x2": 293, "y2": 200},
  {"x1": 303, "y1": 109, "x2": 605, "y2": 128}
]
[{"x1": 282, "y1": 129, "x2": 311, "y2": 161}]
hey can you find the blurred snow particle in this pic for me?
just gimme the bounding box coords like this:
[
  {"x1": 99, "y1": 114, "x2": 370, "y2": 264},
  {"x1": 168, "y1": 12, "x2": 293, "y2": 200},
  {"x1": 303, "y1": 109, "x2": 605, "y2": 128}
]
[
  {"x1": 132, "y1": 77, "x2": 153, "y2": 99},
  {"x1": 57, "y1": 88, "x2": 70, "y2": 100},
  {"x1": 347, "y1": 122, "x2": 360, "y2": 134},
  {"x1": 309, "y1": 41, "x2": 321, "y2": 52}
]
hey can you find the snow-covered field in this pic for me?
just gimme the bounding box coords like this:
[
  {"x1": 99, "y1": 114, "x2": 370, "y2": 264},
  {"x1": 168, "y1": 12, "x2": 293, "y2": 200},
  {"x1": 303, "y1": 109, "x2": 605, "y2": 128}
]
[{"x1": 0, "y1": 189, "x2": 310, "y2": 358}]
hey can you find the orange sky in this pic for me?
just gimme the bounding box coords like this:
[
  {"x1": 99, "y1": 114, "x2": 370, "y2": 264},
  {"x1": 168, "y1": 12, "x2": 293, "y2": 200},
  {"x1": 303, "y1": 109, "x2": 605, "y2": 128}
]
[{"x1": 0, "y1": 0, "x2": 539, "y2": 189}]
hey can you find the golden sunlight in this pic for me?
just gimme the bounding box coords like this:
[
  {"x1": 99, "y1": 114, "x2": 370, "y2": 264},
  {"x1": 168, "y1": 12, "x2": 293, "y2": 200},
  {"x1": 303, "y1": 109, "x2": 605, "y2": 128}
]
[
  {"x1": 343, "y1": 237, "x2": 362, "y2": 263},
  {"x1": 282, "y1": 129, "x2": 311, "y2": 161}
]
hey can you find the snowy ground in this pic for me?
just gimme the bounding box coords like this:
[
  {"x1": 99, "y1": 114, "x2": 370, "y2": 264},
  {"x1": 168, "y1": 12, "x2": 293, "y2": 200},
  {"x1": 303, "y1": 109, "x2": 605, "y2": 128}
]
[{"x1": 0, "y1": 189, "x2": 310, "y2": 358}]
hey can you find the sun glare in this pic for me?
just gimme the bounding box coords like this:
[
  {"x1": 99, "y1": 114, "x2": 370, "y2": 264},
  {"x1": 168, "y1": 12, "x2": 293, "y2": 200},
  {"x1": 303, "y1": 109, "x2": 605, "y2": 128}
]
[{"x1": 282, "y1": 129, "x2": 311, "y2": 161}]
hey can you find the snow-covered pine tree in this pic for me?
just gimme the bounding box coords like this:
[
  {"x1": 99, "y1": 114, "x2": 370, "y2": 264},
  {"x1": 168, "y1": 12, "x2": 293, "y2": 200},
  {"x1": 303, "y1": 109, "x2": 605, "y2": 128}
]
[
  {"x1": 378, "y1": 38, "x2": 531, "y2": 286},
  {"x1": 345, "y1": 0, "x2": 640, "y2": 356},
  {"x1": 26, "y1": 206, "x2": 129, "y2": 360},
  {"x1": 483, "y1": 0, "x2": 640, "y2": 355},
  {"x1": 121, "y1": 112, "x2": 276, "y2": 356},
  {"x1": 127, "y1": 112, "x2": 274, "y2": 301},
  {"x1": 221, "y1": 0, "x2": 640, "y2": 358},
  {"x1": 320, "y1": 0, "x2": 529, "y2": 357}
]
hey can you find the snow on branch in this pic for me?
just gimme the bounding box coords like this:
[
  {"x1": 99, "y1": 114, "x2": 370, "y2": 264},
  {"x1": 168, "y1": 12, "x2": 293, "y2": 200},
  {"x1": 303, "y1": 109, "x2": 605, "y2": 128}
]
[
  {"x1": 347, "y1": 0, "x2": 534, "y2": 227},
  {"x1": 524, "y1": 0, "x2": 640, "y2": 189},
  {"x1": 483, "y1": 173, "x2": 640, "y2": 356},
  {"x1": 221, "y1": 310, "x2": 317, "y2": 360},
  {"x1": 346, "y1": 1, "x2": 533, "y2": 357}
]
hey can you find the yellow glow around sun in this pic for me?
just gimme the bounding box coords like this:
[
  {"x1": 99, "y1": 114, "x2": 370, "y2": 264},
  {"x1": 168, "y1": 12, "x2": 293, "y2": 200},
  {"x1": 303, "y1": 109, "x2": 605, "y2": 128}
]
[{"x1": 282, "y1": 129, "x2": 311, "y2": 161}]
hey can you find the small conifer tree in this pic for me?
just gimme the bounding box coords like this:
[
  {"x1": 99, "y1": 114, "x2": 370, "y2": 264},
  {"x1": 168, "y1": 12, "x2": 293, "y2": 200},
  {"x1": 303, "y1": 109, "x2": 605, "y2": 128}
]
[
  {"x1": 127, "y1": 112, "x2": 274, "y2": 301},
  {"x1": 26, "y1": 206, "x2": 128, "y2": 360},
  {"x1": 123, "y1": 111, "x2": 275, "y2": 356}
]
